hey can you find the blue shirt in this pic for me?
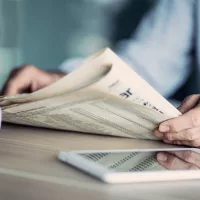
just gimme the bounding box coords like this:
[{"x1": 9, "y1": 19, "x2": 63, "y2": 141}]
[{"x1": 60, "y1": 0, "x2": 194, "y2": 98}]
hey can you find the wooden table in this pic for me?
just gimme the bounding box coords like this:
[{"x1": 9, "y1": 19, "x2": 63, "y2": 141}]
[{"x1": 0, "y1": 123, "x2": 199, "y2": 200}]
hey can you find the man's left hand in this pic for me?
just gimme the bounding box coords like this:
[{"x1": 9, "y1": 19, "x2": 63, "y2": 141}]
[
  {"x1": 157, "y1": 150, "x2": 200, "y2": 169},
  {"x1": 154, "y1": 94, "x2": 200, "y2": 147}
]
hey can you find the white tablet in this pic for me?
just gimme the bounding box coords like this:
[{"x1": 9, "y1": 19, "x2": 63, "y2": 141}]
[{"x1": 58, "y1": 148, "x2": 200, "y2": 184}]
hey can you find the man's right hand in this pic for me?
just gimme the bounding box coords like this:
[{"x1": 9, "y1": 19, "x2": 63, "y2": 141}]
[{"x1": 2, "y1": 64, "x2": 67, "y2": 96}]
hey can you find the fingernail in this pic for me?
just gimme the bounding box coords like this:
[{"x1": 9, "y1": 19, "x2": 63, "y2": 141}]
[
  {"x1": 159, "y1": 125, "x2": 170, "y2": 132},
  {"x1": 166, "y1": 133, "x2": 173, "y2": 140},
  {"x1": 157, "y1": 153, "x2": 167, "y2": 162},
  {"x1": 163, "y1": 139, "x2": 171, "y2": 143}
]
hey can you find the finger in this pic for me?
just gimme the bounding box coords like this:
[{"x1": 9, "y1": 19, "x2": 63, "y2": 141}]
[
  {"x1": 169, "y1": 150, "x2": 200, "y2": 168},
  {"x1": 157, "y1": 152, "x2": 199, "y2": 170},
  {"x1": 163, "y1": 138, "x2": 173, "y2": 144},
  {"x1": 162, "y1": 138, "x2": 185, "y2": 147},
  {"x1": 174, "y1": 139, "x2": 200, "y2": 148},
  {"x1": 159, "y1": 107, "x2": 200, "y2": 133},
  {"x1": 3, "y1": 65, "x2": 35, "y2": 95},
  {"x1": 4, "y1": 74, "x2": 30, "y2": 95},
  {"x1": 1, "y1": 68, "x2": 19, "y2": 95},
  {"x1": 154, "y1": 128, "x2": 163, "y2": 138},
  {"x1": 164, "y1": 139, "x2": 200, "y2": 147},
  {"x1": 163, "y1": 126, "x2": 200, "y2": 141},
  {"x1": 163, "y1": 139, "x2": 184, "y2": 146},
  {"x1": 162, "y1": 139, "x2": 183, "y2": 145},
  {"x1": 178, "y1": 95, "x2": 200, "y2": 113},
  {"x1": 154, "y1": 131, "x2": 183, "y2": 145}
]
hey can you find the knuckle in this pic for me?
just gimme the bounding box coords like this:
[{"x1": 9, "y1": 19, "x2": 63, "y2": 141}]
[
  {"x1": 184, "y1": 95, "x2": 192, "y2": 101},
  {"x1": 194, "y1": 94, "x2": 200, "y2": 98},
  {"x1": 190, "y1": 112, "x2": 200, "y2": 127},
  {"x1": 7, "y1": 79, "x2": 16, "y2": 87},
  {"x1": 183, "y1": 150, "x2": 193, "y2": 162},
  {"x1": 191, "y1": 140, "x2": 200, "y2": 147},
  {"x1": 167, "y1": 121, "x2": 177, "y2": 132},
  {"x1": 188, "y1": 94, "x2": 200, "y2": 100},
  {"x1": 185, "y1": 129, "x2": 194, "y2": 140},
  {"x1": 165, "y1": 133, "x2": 172, "y2": 140},
  {"x1": 21, "y1": 64, "x2": 37, "y2": 72},
  {"x1": 171, "y1": 157, "x2": 179, "y2": 167},
  {"x1": 183, "y1": 95, "x2": 194, "y2": 104},
  {"x1": 172, "y1": 125, "x2": 179, "y2": 133},
  {"x1": 191, "y1": 94, "x2": 199, "y2": 98}
]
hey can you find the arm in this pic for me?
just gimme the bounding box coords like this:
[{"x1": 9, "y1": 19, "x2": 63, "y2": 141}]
[{"x1": 60, "y1": 0, "x2": 194, "y2": 98}]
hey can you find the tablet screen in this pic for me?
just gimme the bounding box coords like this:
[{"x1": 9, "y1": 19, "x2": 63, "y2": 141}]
[{"x1": 77, "y1": 150, "x2": 200, "y2": 172}]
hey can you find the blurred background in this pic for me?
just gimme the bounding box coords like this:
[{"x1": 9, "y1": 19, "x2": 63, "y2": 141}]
[{"x1": 0, "y1": 0, "x2": 154, "y2": 87}]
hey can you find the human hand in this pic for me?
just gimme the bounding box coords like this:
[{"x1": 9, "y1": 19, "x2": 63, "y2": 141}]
[
  {"x1": 157, "y1": 150, "x2": 200, "y2": 169},
  {"x1": 154, "y1": 94, "x2": 200, "y2": 147},
  {"x1": 2, "y1": 64, "x2": 66, "y2": 95}
]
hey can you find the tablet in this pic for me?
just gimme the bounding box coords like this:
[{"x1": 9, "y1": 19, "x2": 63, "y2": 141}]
[{"x1": 58, "y1": 148, "x2": 200, "y2": 184}]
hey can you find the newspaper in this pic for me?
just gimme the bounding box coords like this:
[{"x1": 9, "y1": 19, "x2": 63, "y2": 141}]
[{"x1": 0, "y1": 48, "x2": 181, "y2": 139}]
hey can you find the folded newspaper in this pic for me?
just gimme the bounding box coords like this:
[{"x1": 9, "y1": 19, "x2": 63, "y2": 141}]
[{"x1": 0, "y1": 48, "x2": 181, "y2": 139}]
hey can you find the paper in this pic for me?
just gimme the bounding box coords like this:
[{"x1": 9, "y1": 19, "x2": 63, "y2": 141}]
[{"x1": 1, "y1": 48, "x2": 181, "y2": 139}]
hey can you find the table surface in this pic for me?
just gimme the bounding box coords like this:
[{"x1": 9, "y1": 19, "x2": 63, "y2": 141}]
[{"x1": 0, "y1": 123, "x2": 199, "y2": 200}]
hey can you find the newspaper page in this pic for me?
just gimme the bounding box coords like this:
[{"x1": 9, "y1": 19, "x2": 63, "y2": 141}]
[
  {"x1": 0, "y1": 49, "x2": 112, "y2": 105},
  {"x1": 0, "y1": 48, "x2": 182, "y2": 119},
  {"x1": 2, "y1": 84, "x2": 171, "y2": 139},
  {"x1": 86, "y1": 48, "x2": 181, "y2": 118},
  {"x1": 1, "y1": 48, "x2": 181, "y2": 139}
]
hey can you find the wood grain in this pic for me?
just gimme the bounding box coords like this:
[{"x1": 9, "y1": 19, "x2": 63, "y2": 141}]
[{"x1": 0, "y1": 123, "x2": 199, "y2": 200}]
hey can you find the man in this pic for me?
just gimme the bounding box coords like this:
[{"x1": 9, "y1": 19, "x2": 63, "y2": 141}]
[{"x1": 2, "y1": 0, "x2": 200, "y2": 150}]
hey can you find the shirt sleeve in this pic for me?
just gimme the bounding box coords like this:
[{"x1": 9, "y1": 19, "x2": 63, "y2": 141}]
[
  {"x1": 60, "y1": 0, "x2": 194, "y2": 98},
  {"x1": 59, "y1": 57, "x2": 85, "y2": 73}
]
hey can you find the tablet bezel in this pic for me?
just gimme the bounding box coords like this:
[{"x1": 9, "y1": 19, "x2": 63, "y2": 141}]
[{"x1": 58, "y1": 148, "x2": 200, "y2": 184}]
